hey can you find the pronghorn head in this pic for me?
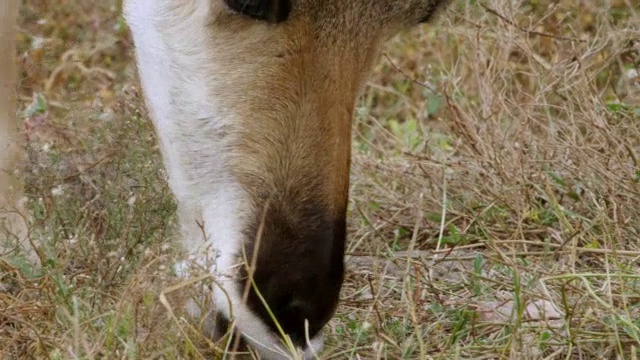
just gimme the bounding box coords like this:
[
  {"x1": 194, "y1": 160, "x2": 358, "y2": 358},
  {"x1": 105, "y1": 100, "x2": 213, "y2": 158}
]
[{"x1": 124, "y1": 0, "x2": 448, "y2": 358}]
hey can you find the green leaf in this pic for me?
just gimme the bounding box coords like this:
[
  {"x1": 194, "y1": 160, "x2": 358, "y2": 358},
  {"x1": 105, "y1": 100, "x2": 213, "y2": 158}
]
[
  {"x1": 427, "y1": 95, "x2": 443, "y2": 116},
  {"x1": 23, "y1": 93, "x2": 48, "y2": 117}
]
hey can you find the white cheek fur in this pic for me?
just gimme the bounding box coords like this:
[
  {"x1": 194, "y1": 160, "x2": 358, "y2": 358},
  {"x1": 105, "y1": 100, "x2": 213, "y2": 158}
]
[{"x1": 124, "y1": 1, "x2": 323, "y2": 358}]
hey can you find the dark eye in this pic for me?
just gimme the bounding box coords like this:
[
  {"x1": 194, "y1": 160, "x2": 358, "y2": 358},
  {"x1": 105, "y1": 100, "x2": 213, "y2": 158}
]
[{"x1": 224, "y1": 0, "x2": 292, "y2": 23}]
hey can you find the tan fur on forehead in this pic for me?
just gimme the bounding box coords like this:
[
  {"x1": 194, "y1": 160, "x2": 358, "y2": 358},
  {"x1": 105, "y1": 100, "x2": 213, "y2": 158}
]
[
  {"x1": 223, "y1": 33, "x2": 381, "y2": 216},
  {"x1": 175, "y1": 7, "x2": 389, "y2": 216},
  {"x1": 297, "y1": 0, "x2": 437, "y2": 24}
]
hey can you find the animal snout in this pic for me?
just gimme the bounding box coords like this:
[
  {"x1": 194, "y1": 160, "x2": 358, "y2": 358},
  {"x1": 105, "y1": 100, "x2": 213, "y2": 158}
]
[{"x1": 248, "y1": 269, "x2": 342, "y2": 347}]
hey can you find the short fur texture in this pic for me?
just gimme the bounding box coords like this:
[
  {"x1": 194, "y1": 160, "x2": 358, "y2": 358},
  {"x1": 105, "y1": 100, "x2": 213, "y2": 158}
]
[
  {"x1": 125, "y1": 0, "x2": 450, "y2": 358},
  {"x1": 2, "y1": 0, "x2": 450, "y2": 359}
]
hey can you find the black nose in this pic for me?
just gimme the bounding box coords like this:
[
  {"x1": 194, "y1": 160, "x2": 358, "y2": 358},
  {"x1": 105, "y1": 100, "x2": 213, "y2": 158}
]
[
  {"x1": 239, "y1": 200, "x2": 346, "y2": 347},
  {"x1": 248, "y1": 269, "x2": 343, "y2": 346}
]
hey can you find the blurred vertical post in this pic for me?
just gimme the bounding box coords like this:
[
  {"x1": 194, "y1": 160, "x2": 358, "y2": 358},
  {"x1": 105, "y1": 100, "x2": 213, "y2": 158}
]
[
  {"x1": 1, "y1": 0, "x2": 32, "y2": 265},
  {"x1": 1, "y1": 1, "x2": 18, "y2": 180}
]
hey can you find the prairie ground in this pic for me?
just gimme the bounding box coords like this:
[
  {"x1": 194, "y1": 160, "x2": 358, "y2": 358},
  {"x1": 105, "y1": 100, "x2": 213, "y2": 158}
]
[{"x1": 1, "y1": 0, "x2": 639, "y2": 359}]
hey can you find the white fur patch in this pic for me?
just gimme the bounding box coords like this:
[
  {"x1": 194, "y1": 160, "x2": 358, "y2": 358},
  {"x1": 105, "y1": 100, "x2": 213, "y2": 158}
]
[{"x1": 124, "y1": 1, "x2": 323, "y2": 358}]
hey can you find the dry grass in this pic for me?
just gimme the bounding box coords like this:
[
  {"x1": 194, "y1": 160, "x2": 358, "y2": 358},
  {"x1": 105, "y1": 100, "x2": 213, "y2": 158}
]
[{"x1": 1, "y1": 0, "x2": 639, "y2": 359}]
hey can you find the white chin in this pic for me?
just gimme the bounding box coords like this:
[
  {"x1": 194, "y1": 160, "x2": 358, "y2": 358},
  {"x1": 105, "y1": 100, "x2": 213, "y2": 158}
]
[
  {"x1": 303, "y1": 333, "x2": 324, "y2": 359},
  {"x1": 244, "y1": 332, "x2": 324, "y2": 360}
]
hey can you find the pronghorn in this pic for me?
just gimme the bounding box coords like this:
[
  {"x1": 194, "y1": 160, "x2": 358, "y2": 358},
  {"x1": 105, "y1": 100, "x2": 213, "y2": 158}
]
[{"x1": 2, "y1": 0, "x2": 450, "y2": 358}]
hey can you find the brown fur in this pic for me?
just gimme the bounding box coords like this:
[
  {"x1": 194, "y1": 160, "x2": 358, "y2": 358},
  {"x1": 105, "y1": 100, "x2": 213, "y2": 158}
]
[
  {"x1": 213, "y1": 1, "x2": 429, "y2": 213},
  {"x1": 202, "y1": 0, "x2": 447, "y2": 232},
  {"x1": 186, "y1": 0, "x2": 450, "y2": 348}
]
